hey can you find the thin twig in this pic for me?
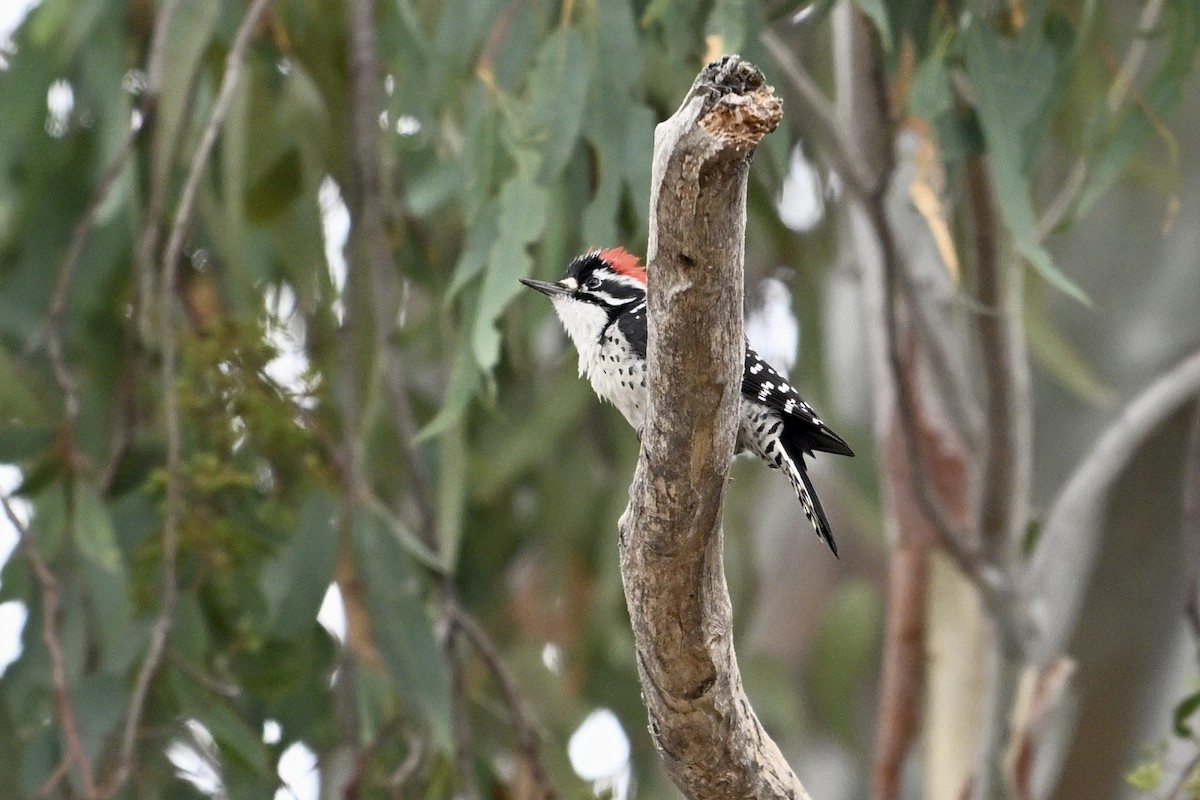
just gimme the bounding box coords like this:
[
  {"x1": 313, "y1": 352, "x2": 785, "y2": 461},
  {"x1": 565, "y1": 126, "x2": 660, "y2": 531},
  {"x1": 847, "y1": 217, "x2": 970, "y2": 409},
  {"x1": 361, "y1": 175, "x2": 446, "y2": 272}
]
[
  {"x1": 450, "y1": 602, "x2": 557, "y2": 800},
  {"x1": 343, "y1": 715, "x2": 407, "y2": 800},
  {"x1": 1165, "y1": 745, "x2": 1200, "y2": 800},
  {"x1": 387, "y1": 735, "x2": 428, "y2": 798},
  {"x1": 872, "y1": 177, "x2": 1031, "y2": 657},
  {"x1": 99, "y1": 1, "x2": 276, "y2": 794},
  {"x1": 2, "y1": 494, "x2": 97, "y2": 797},
  {"x1": 1036, "y1": 0, "x2": 1169, "y2": 238},
  {"x1": 444, "y1": 620, "x2": 482, "y2": 800},
  {"x1": 36, "y1": 753, "x2": 75, "y2": 800},
  {"x1": 888, "y1": 241, "x2": 984, "y2": 455},
  {"x1": 33, "y1": 0, "x2": 185, "y2": 439},
  {"x1": 871, "y1": 544, "x2": 929, "y2": 800},
  {"x1": 761, "y1": 28, "x2": 875, "y2": 198},
  {"x1": 383, "y1": 356, "x2": 438, "y2": 542}
]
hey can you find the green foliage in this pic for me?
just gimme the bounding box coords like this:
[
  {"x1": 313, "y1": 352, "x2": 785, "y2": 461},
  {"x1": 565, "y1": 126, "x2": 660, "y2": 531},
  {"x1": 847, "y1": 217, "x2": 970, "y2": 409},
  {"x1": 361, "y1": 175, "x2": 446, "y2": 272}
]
[
  {"x1": 1126, "y1": 752, "x2": 1166, "y2": 792},
  {"x1": 0, "y1": 0, "x2": 1195, "y2": 796}
]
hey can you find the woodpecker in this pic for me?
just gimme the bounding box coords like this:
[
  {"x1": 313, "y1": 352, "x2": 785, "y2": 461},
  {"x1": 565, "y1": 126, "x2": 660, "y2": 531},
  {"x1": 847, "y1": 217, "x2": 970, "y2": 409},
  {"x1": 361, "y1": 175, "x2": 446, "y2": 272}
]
[{"x1": 520, "y1": 247, "x2": 854, "y2": 556}]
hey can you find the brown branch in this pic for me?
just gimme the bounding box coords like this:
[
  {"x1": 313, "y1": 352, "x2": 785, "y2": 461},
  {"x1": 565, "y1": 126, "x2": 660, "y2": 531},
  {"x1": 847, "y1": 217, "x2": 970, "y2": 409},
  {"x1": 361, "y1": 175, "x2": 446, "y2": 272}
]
[
  {"x1": 966, "y1": 157, "x2": 1030, "y2": 572},
  {"x1": 342, "y1": 5, "x2": 478, "y2": 799},
  {"x1": 963, "y1": 156, "x2": 1036, "y2": 800},
  {"x1": 871, "y1": 542, "x2": 930, "y2": 800},
  {"x1": 619, "y1": 56, "x2": 810, "y2": 800},
  {"x1": 768, "y1": 23, "x2": 982, "y2": 455},
  {"x1": 450, "y1": 602, "x2": 557, "y2": 800},
  {"x1": 99, "y1": 1, "x2": 276, "y2": 794},
  {"x1": 2, "y1": 494, "x2": 97, "y2": 797},
  {"x1": 343, "y1": 714, "x2": 407, "y2": 800},
  {"x1": 839, "y1": 7, "x2": 1032, "y2": 658},
  {"x1": 444, "y1": 622, "x2": 482, "y2": 800}
]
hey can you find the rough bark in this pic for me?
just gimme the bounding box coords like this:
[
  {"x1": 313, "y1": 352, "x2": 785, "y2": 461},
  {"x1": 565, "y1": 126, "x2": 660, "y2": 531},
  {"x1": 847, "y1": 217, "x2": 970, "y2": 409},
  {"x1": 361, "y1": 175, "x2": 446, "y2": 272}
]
[{"x1": 617, "y1": 57, "x2": 811, "y2": 800}]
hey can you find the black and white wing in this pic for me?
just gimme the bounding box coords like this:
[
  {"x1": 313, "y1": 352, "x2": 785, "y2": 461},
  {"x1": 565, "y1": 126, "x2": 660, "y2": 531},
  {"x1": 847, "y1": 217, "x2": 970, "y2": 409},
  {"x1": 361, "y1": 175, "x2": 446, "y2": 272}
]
[{"x1": 741, "y1": 344, "x2": 853, "y2": 457}]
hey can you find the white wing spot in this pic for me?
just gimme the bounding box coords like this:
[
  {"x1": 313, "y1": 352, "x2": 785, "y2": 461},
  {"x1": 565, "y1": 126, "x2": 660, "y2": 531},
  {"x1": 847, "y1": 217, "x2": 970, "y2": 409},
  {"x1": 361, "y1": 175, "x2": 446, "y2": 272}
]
[
  {"x1": 784, "y1": 399, "x2": 796, "y2": 414},
  {"x1": 749, "y1": 362, "x2": 763, "y2": 375}
]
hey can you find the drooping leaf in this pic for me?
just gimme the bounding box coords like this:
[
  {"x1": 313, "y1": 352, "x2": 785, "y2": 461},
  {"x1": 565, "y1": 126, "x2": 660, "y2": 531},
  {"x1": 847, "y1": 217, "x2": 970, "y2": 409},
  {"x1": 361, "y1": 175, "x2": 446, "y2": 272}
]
[
  {"x1": 420, "y1": 331, "x2": 483, "y2": 439},
  {"x1": 522, "y1": 26, "x2": 591, "y2": 183},
  {"x1": 70, "y1": 672, "x2": 127, "y2": 765},
  {"x1": 263, "y1": 491, "x2": 338, "y2": 637},
  {"x1": 436, "y1": 424, "x2": 467, "y2": 572},
  {"x1": 0, "y1": 346, "x2": 46, "y2": 425},
  {"x1": 446, "y1": 200, "x2": 499, "y2": 300},
  {"x1": 153, "y1": 0, "x2": 220, "y2": 195},
  {"x1": 1073, "y1": 0, "x2": 1200, "y2": 220},
  {"x1": 245, "y1": 148, "x2": 304, "y2": 225},
  {"x1": 350, "y1": 506, "x2": 453, "y2": 750},
  {"x1": 73, "y1": 482, "x2": 120, "y2": 573},
  {"x1": 1175, "y1": 689, "x2": 1200, "y2": 738},
  {"x1": 1026, "y1": 295, "x2": 1113, "y2": 405},
  {"x1": 195, "y1": 700, "x2": 273, "y2": 778},
  {"x1": 964, "y1": 20, "x2": 1091, "y2": 304},
  {"x1": 907, "y1": 33, "x2": 955, "y2": 121},
  {"x1": 853, "y1": 0, "x2": 893, "y2": 51},
  {"x1": 472, "y1": 166, "x2": 548, "y2": 371}
]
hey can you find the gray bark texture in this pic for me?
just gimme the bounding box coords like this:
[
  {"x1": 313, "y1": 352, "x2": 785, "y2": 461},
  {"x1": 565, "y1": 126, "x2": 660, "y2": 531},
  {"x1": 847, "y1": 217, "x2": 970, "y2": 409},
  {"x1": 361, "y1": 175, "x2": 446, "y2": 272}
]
[{"x1": 617, "y1": 56, "x2": 813, "y2": 800}]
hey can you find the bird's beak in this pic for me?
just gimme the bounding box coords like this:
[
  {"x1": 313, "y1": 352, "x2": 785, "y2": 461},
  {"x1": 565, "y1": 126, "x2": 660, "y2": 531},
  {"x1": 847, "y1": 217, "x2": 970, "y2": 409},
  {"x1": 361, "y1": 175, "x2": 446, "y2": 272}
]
[{"x1": 519, "y1": 278, "x2": 570, "y2": 297}]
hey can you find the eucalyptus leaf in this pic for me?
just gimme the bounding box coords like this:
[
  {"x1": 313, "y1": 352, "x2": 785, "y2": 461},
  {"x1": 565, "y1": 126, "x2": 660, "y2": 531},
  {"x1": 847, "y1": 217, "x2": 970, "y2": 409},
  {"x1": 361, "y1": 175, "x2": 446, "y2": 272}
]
[
  {"x1": 195, "y1": 700, "x2": 273, "y2": 778},
  {"x1": 524, "y1": 26, "x2": 591, "y2": 183},
  {"x1": 264, "y1": 491, "x2": 338, "y2": 637},
  {"x1": 472, "y1": 170, "x2": 548, "y2": 371},
  {"x1": 350, "y1": 506, "x2": 453, "y2": 750},
  {"x1": 153, "y1": 0, "x2": 220, "y2": 195},
  {"x1": 706, "y1": 0, "x2": 748, "y2": 54},
  {"x1": 964, "y1": 21, "x2": 1091, "y2": 304}
]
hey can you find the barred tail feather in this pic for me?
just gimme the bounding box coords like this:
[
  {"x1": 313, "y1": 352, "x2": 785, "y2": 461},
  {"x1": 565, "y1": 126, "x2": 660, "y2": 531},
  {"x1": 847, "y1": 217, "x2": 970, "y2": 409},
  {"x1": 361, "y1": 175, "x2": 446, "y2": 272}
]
[{"x1": 779, "y1": 448, "x2": 838, "y2": 557}]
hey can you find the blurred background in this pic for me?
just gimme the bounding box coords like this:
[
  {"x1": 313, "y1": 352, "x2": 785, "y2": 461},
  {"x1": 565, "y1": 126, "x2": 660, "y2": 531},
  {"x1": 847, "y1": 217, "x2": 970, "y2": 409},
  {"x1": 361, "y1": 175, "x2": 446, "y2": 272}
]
[{"x1": 0, "y1": 1, "x2": 1198, "y2": 798}]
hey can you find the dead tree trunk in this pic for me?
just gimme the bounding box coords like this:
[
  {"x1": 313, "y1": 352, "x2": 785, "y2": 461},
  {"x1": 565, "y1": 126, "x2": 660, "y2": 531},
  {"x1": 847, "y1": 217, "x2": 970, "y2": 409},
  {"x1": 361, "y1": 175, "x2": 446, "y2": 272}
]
[{"x1": 617, "y1": 56, "x2": 813, "y2": 800}]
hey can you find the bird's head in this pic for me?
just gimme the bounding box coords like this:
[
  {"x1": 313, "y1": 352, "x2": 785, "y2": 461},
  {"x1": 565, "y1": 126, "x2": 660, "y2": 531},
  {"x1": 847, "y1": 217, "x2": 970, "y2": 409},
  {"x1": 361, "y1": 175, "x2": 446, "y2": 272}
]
[{"x1": 520, "y1": 248, "x2": 646, "y2": 347}]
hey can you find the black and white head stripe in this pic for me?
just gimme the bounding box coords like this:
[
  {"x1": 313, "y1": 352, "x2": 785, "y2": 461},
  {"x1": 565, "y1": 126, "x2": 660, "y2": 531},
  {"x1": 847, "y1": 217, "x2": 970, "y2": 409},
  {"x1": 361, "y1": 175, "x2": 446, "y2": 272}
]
[{"x1": 561, "y1": 251, "x2": 648, "y2": 315}]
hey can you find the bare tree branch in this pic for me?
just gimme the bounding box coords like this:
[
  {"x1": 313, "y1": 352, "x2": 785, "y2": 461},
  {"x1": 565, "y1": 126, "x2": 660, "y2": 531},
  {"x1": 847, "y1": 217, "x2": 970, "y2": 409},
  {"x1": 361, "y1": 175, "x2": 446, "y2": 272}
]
[
  {"x1": 967, "y1": 157, "x2": 1030, "y2": 568},
  {"x1": 618, "y1": 55, "x2": 811, "y2": 800},
  {"x1": 1031, "y1": 348, "x2": 1200, "y2": 663},
  {"x1": 871, "y1": 542, "x2": 930, "y2": 800},
  {"x1": 2, "y1": 494, "x2": 97, "y2": 797},
  {"x1": 100, "y1": 1, "x2": 276, "y2": 793},
  {"x1": 451, "y1": 603, "x2": 557, "y2": 800}
]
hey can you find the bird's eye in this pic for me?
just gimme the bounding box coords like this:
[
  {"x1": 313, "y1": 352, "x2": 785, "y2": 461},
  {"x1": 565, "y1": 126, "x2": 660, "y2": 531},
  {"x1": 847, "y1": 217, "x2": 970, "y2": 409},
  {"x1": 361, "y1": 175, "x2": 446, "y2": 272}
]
[{"x1": 584, "y1": 277, "x2": 602, "y2": 290}]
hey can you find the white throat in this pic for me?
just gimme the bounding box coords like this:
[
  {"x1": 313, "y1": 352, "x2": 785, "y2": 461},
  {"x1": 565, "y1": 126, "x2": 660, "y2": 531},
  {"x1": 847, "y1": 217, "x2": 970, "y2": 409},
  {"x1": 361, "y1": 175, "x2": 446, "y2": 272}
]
[{"x1": 550, "y1": 296, "x2": 609, "y2": 378}]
